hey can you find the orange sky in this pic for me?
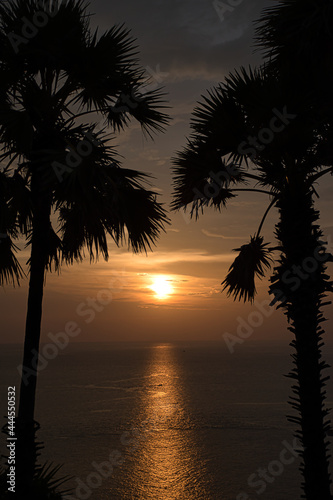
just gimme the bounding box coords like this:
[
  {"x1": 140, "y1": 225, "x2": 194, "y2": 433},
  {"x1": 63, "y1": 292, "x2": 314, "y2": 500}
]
[
  {"x1": 2, "y1": 197, "x2": 332, "y2": 345},
  {"x1": 1, "y1": 0, "x2": 333, "y2": 345}
]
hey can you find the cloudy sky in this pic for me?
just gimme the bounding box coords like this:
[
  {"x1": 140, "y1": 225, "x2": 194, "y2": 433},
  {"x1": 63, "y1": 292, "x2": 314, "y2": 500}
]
[{"x1": 2, "y1": 0, "x2": 333, "y2": 344}]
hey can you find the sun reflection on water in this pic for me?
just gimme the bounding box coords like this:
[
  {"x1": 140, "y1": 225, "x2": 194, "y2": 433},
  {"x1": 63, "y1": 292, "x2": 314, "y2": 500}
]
[{"x1": 121, "y1": 344, "x2": 207, "y2": 499}]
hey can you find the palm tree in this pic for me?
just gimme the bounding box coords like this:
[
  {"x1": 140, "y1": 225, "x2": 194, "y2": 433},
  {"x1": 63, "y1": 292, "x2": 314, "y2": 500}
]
[
  {"x1": 0, "y1": 0, "x2": 169, "y2": 495},
  {"x1": 172, "y1": 64, "x2": 333, "y2": 499},
  {"x1": 254, "y1": 0, "x2": 333, "y2": 175}
]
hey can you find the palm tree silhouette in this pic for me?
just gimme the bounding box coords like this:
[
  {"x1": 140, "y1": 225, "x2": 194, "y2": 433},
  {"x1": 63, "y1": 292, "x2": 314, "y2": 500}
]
[
  {"x1": 0, "y1": 0, "x2": 169, "y2": 495},
  {"x1": 255, "y1": 0, "x2": 333, "y2": 178},
  {"x1": 172, "y1": 64, "x2": 333, "y2": 499}
]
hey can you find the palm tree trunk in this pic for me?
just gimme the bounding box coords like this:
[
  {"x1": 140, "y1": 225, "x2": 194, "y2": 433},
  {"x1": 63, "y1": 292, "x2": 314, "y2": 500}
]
[
  {"x1": 271, "y1": 179, "x2": 332, "y2": 499},
  {"x1": 16, "y1": 182, "x2": 50, "y2": 495}
]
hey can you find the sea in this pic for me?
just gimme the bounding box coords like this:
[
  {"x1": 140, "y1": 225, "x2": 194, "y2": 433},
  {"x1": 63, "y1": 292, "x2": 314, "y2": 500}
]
[{"x1": 1, "y1": 340, "x2": 333, "y2": 500}]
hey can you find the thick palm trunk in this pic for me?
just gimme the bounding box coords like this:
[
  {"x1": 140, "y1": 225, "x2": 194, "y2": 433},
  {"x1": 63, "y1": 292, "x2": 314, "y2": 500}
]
[
  {"x1": 16, "y1": 183, "x2": 50, "y2": 496},
  {"x1": 271, "y1": 179, "x2": 332, "y2": 499}
]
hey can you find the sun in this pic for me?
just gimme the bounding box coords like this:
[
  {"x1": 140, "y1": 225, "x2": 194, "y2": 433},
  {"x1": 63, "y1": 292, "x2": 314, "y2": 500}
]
[{"x1": 150, "y1": 275, "x2": 173, "y2": 300}]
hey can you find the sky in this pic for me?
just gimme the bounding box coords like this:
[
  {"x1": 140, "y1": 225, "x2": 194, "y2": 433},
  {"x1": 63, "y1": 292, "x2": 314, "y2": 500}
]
[{"x1": 1, "y1": 0, "x2": 333, "y2": 344}]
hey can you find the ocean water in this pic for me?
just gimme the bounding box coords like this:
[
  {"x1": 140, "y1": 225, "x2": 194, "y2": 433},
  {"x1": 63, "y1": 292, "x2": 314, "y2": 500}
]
[{"x1": 1, "y1": 341, "x2": 333, "y2": 499}]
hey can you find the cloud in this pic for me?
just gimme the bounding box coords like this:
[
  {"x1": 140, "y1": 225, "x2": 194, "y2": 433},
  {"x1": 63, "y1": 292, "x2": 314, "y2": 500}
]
[
  {"x1": 138, "y1": 148, "x2": 170, "y2": 167},
  {"x1": 201, "y1": 229, "x2": 245, "y2": 240},
  {"x1": 87, "y1": 248, "x2": 234, "y2": 270},
  {"x1": 94, "y1": 0, "x2": 273, "y2": 83}
]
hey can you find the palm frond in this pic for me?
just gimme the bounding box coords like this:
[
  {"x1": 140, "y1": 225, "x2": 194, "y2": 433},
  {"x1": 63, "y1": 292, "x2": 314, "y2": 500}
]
[
  {"x1": 172, "y1": 138, "x2": 245, "y2": 215},
  {"x1": 9, "y1": 171, "x2": 32, "y2": 233},
  {"x1": 107, "y1": 87, "x2": 170, "y2": 138},
  {"x1": 69, "y1": 24, "x2": 141, "y2": 111},
  {"x1": 107, "y1": 184, "x2": 169, "y2": 253},
  {"x1": 190, "y1": 81, "x2": 249, "y2": 159},
  {"x1": 56, "y1": 143, "x2": 169, "y2": 261},
  {"x1": 33, "y1": 462, "x2": 73, "y2": 497},
  {"x1": 254, "y1": 0, "x2": 333, "y2": 136},
  {"x1": 0, "y1": 170, "x2": 32, "y2": 238},
  {"x1": 123, "y1": 88, "x2": 170, "y2": 138},
  {"x1": 0, "y1": 104, "x2": 34, "y2": 156},
  {"x1": 46, "y1": 225, "x2": 62, "y2": 272},
  {"x1": 54, "y1": 21, "x2": 170, "y2": 134},
  {"x1": 59, "y1": 203, "x2": 108, "y2": 263},
  {"x1": 0, "y1": 0, "x2": 91, "y2": 72},
  {"x1": 0, "y1": 235, "x2": 24, "y2": 286},
  {"x1": 222, "y1": 235, "x2": 274, "y2": 302},
  {"x1": 254, "y1": 0, "x2": 333, "y2": 66},
  {"x1": 172, "y1": 61, "x2": 322, "y2": 211}
]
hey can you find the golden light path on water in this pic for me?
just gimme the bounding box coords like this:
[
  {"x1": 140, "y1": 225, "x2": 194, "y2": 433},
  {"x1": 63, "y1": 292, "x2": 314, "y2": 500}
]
[{"x1": 118, "y1": 345, "x2": 209, "y2": 499}]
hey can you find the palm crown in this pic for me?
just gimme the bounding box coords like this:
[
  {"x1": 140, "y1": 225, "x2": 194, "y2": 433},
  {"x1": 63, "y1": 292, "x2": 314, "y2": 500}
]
[
  {"x1": 172, "y1": 64, "x2": 332, "y2": 301},
  {"x1": 0, "y1": 0, "x2": 169, "y2": 286}
]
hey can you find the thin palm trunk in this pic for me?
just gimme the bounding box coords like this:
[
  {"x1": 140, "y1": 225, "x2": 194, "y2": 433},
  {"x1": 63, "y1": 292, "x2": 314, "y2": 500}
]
[
  {"x1": 271, "y1": 179, "x2": 332, "y2": 499},
  {"x1": 16, "y1": 180, "x2": 50, "y2": 494}
]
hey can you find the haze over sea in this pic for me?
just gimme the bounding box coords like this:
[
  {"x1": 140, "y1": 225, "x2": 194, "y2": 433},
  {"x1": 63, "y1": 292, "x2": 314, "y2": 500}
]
[{"x1": 1, "y1": 341, "x2": 333, "y2": 499}]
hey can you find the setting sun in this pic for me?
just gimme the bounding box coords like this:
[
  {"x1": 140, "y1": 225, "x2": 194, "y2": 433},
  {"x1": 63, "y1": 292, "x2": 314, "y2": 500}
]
[{"x1": 150, "y1": 275, "x2": 173, "y2": 299}]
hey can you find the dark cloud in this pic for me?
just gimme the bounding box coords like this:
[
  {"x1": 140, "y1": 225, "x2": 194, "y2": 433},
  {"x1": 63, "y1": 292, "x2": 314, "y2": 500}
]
[{"x1": 92, "y1": 0, "x2": 274, "y2": 82}]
